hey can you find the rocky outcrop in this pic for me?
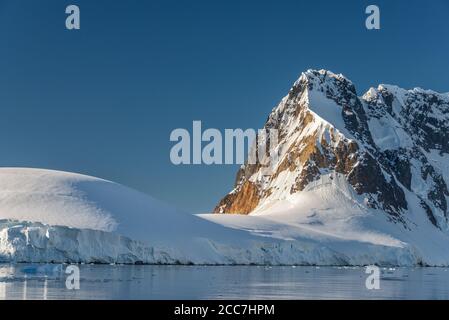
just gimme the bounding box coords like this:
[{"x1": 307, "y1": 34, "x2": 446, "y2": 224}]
[{"x1": 214, "y1": 180, "x2": 260, "y2": 214}]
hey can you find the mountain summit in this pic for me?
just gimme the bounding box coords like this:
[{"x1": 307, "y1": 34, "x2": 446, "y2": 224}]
[{"x1": 215, "y1": 69, "x2": 449, "y2": 233}]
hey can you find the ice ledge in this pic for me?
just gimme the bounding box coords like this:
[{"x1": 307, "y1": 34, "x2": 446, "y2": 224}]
[
  {"x1": 0, "y1": 219, "x2": 425, "y2": 266},
  {"x1": 0, "y1": 219, "x2": 185, "y2": 264}
]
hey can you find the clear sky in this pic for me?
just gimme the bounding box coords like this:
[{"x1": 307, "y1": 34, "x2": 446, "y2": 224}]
[{"x1": 0, "y1": 0, "x2": 448, "y2": 213}]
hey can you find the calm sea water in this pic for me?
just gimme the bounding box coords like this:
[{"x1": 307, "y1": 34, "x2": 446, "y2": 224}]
[{"x1": 1, "y1": 264, "x2": 449, "y2": 300}]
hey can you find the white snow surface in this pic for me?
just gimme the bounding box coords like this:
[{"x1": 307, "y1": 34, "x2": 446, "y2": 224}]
[
  {"x1": 202, "y1": 173, "x2": 449, "y2": 267},
  {"x1": 0, "y1": 168, "x2": 447, "y2": 266}
]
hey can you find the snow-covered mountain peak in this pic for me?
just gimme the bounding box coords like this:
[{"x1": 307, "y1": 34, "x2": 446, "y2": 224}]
[
  {"x1": 295, "y1": 69, "x2": 352, "y2": 87},
  {"x1": 215, "y1": 69, "x2": 449, "y2": 236},
  {"x1": 292, "y1": 69, "x2": 357, "y2": 109}
]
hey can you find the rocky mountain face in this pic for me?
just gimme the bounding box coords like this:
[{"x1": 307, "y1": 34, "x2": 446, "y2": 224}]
[{"x1": 215, "y1": 70, "x2": 449, "y2": 230}]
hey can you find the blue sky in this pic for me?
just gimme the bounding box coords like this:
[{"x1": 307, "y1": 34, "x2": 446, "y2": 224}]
[{"x1": 0, "y1": 0, "x2": 448, "y2": 212}]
